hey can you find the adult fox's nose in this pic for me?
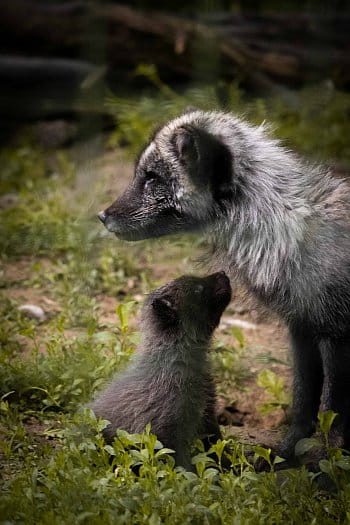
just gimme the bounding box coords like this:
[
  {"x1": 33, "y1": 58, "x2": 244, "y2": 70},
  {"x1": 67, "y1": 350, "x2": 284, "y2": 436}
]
[{"x1": 97, "y1": 210, "x2": 107, "y2": 223}]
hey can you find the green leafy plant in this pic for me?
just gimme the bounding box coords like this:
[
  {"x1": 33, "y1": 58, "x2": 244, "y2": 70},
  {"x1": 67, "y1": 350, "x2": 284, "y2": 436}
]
[
  {"x1": 212, "y1": 327, "x2": 248, "y2": 402},
  {"x1": 256, "y1": 369, "x2": 290, "y2": 415},
  {"x1": 295, "y1": 411, "x2": 350, "y2": 492}
]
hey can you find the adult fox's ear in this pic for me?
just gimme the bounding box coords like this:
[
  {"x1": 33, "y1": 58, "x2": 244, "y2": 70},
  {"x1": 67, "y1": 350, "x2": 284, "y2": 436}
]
[
  {"x1": 152, "y1": 296, "x2": 178, "y2": 325},
  {"x1": 174, "y1": 126, "x2": 200, "y2": 165},
  {"x1": 174, "y1": 126, "x2": 233, "y2": 198}
]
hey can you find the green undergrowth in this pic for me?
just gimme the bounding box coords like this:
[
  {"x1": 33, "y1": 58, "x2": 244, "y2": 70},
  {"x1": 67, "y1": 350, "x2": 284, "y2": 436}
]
[
  {"x1": 213, "y1": 327, "x2": 248, "y2": 403},
  {"x1": 0, "y1": 299, "x2": 135, "y2": 414},
  {"x1": 1, "y1": 295, "x2": 350, "y2": 524},
  {"x1": 0, "y1": 148, "x2": 78, "y2": 256}
]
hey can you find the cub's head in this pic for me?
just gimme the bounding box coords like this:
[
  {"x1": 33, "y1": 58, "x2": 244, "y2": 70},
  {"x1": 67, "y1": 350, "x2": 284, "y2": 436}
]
[
  {"x1": 142, "y1": 271, "x2": 231, "y2": 341},
  {"x1": 98, "y1": 111, "x2": 234, "y2": 241}
]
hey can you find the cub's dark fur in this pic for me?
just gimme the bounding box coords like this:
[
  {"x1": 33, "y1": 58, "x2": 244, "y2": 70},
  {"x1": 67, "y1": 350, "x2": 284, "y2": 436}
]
[
  {"x1": 98, "y1": 110, "x2": 350, "y2": 458},
  {"x1": 91, "y1": 272, "x2": 231, "y2": 469}
]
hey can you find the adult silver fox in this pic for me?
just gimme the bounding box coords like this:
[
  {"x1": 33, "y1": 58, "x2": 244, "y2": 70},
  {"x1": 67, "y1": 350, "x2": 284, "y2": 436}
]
[{"x1": 98, "y1": 110, "x2": 350, "y2": 458}]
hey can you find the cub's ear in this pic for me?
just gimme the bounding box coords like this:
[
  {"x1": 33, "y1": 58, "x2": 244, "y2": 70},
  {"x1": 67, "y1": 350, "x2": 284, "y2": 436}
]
[
  {"x1": 174, "y1": 127, "x2": 200, "y2": 165},
  {"x1": 152, "y1": 296, "x2": 178, "y2": 325}
]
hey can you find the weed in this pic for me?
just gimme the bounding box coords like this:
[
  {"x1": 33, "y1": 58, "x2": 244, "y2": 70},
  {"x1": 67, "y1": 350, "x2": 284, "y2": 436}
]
[
  {"x1": 212, "y1": 327, "x2": 248, "y2": 403},
  {"x1": 256, "y1": 369, "x2": 291, "y2": 416}
]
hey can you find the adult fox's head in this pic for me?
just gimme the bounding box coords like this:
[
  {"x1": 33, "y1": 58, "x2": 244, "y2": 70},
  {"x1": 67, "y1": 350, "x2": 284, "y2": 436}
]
[{"x1": 98, "y1": 111, "x2": 234, "y2": 240}]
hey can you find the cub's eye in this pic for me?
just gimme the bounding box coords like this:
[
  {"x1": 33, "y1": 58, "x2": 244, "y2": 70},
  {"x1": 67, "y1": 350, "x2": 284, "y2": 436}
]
[{"x1": 194, "y1": 285, "x2": 204, "y2": 295}]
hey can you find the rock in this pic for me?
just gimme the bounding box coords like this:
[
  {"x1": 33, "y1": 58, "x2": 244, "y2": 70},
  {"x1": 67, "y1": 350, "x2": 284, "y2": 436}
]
[
  {"x1": 225, "y1": 318, "x2": 257, "y2": 330},
  {"x1": 34, "y1": 120, "x2": 77, "y2": 149},
  {"x1": 0, "y1": 192, "x2": 18, "y2": 209},
  {"x1": 232, "y1": 304, "x2": 248, "y2": 315},
  {"x1": 18, "y1": 304, "x2": 46, "y2": 322}
]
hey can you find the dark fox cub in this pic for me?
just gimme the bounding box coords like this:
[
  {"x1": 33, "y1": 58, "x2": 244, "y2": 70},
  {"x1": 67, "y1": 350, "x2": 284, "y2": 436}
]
[
  {"x1": 98, "y1": 109, "x2": 350, "y2": 459},
  {"x1": 91, "y1": 271, "x2": 231, "y2": 469}
]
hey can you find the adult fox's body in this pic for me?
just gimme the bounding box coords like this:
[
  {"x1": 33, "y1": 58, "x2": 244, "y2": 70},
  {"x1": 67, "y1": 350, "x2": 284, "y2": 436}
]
[{"x1": 98, "y1": 110, "x2": 350, "y2": 457}]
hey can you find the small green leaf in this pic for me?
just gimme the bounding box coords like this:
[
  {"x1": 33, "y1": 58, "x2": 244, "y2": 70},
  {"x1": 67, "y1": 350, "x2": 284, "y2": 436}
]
[
  {"x1": 319, "y1": 459, "x2": 332, "y2": 474},
  {"x1": 295, "y1": 438, "x2": 322, "y2": 456},
  {"x1": 148, "y1": 513, "x2": 161, "y2": 525},
  {"x1": 254, "y1": 446, "x2": 271, "y2": 464},
  {"x1": 318, "y1": 410, "x2": 338, "y2": 435},
  {"x1": 155, "y1": 448, "x2": 175, "y2": 457},
  {"x1": 203, "y1": 468, "x2": 219, "y2": 480},
  {"x1": 96, "y1": 418, "x2": 111, "y2": 432},
  {"x1": 154, "y1": 439, "x2": 164, "y2": 450},
  {"x1": 273, "y1": 456, "x2": 286, "y2": 465},
  {"x1": 92, "y1": 331, "x2": 117, "y2": 344},
  {"x1": 231, "y1": 326, "x2": 245, "y2": 348},
  {"x1": 104, "y1": 445, "x2": 115, "y2": 456},
  {"x1": 192, "y1": 453, "x2": 216, "y2": 465},
  {"x1": 335, "y1": 457, "x2": 350, "y2": 471},
  {"x1": 181, "y1": 471, "x2": 198, "y2": 482},
  {"x1": 116, "y1": 304, "x2": 127, "y2": 330}
]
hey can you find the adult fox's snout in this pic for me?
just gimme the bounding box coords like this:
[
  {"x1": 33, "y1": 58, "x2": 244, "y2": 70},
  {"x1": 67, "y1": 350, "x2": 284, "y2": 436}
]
[
  {"x1": 97, "y1": 187, "x2": 144, "y2": 239},
  {"x1": 97, "y1": 180, "x2": 187, "y2": 241}
]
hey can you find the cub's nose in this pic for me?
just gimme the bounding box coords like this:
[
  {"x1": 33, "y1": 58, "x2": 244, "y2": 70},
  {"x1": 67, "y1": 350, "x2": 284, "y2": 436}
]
[{"x1": 97, "y1": 210, "x2": 107, "y2": 224}]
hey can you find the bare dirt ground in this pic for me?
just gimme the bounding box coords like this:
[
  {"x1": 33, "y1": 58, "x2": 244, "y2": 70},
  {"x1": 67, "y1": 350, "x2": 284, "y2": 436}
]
[{"x1": 2, "y1": 147, "x2": 292, "y2": 448}]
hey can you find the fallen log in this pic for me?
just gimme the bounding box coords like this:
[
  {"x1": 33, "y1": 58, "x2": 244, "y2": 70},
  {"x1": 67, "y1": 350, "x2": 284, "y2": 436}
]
[{"x1": 1, "y1": 1, "x2": 349, "y2": 87}]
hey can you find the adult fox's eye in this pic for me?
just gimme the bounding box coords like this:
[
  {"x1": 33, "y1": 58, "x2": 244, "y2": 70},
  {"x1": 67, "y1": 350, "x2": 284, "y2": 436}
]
[
  {"x1": 145, "y1": 170, "x2": 157, "y2": 180},
  {"x1": 144, "y1": 171, "x2": 157, "y2": 188}
]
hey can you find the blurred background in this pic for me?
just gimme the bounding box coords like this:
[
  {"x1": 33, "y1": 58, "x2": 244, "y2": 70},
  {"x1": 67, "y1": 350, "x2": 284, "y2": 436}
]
[{"x1": 1, "y1": 0, "x2": 350, "y2": 162}]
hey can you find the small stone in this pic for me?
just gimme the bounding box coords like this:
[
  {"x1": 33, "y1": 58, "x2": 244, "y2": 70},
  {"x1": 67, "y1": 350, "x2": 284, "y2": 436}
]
[
  {"x1": 225, "y1": 318, "x2": 257, "y2": 330},
  {"x1": 127, "y1": 278, "x2": 135, "y2": 289},
  {"x1": 232, "y1": 304, "x2": 248, "y2": 315},
  {"x1": 0, "y1": 193, "x2": 18, "y2": 209},
  {"x1": 34, "y1": 120, "x2": 77, "y2": 149},
  {"x1": 18, "y1": 304, "x2": 46, "y2": 322}
]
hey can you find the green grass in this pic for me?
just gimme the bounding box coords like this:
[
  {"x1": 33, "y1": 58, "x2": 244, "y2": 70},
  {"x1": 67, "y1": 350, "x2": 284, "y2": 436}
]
[{"x1": 1, "y1": 87, "x2": 350, "y2": 523}]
